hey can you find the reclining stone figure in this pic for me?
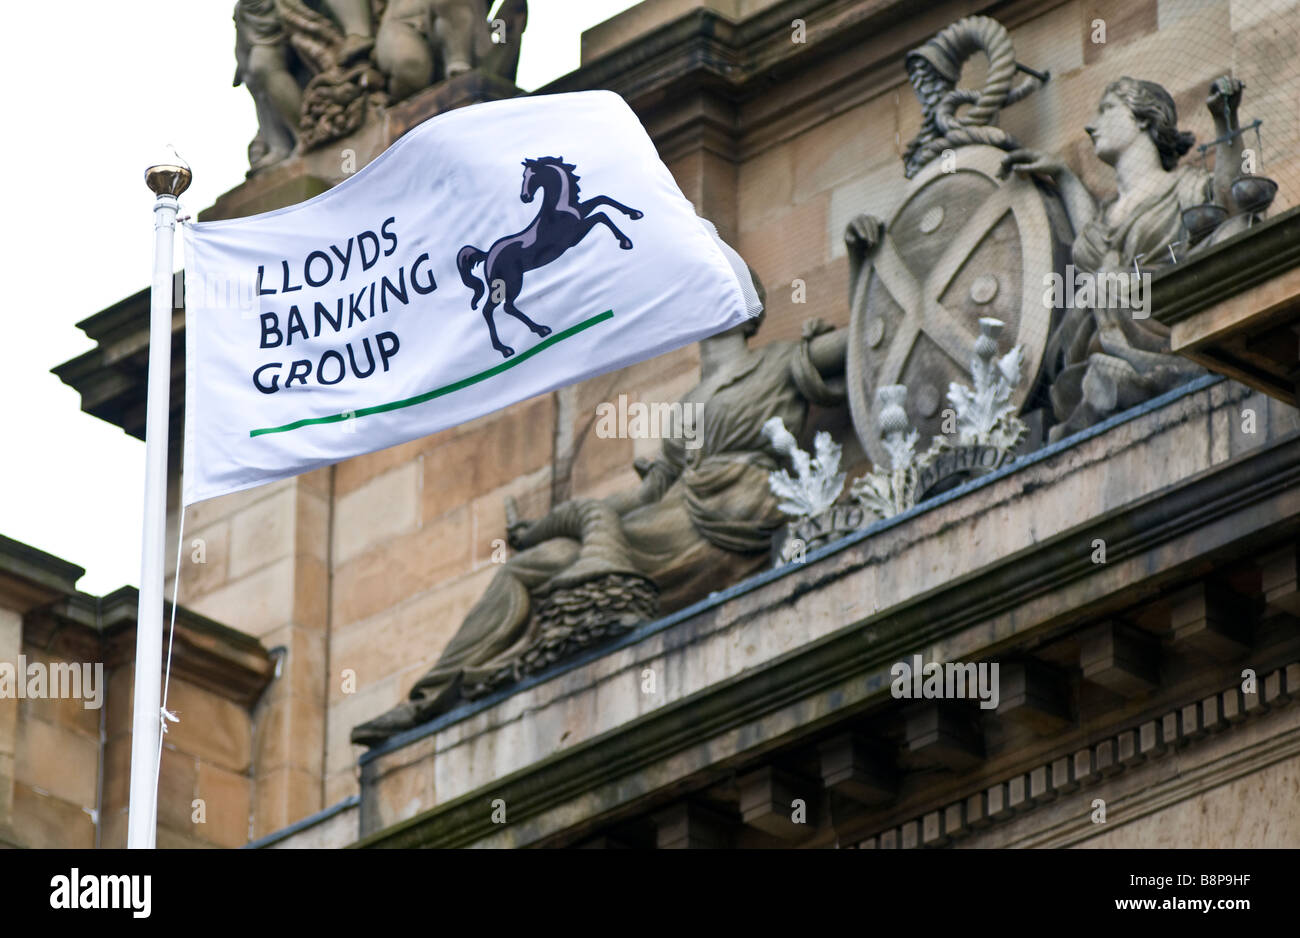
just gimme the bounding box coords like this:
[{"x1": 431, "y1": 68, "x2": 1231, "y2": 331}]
[{"x1": 352, "y1": 275, "x2": 849, "y2": 745}]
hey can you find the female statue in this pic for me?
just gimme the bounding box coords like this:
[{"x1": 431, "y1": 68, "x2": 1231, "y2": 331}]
[
  {"x1": 999, "y1": 77, "x2": 1252, "y2": 439},
  {"x1": 353, "y1": 278, "x2": 849, "y2": 744}
]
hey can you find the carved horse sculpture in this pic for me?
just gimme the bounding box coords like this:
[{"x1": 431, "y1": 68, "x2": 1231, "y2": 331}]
[{"x1": 456, "y1": 156, "x2": 643, "y2": 357}]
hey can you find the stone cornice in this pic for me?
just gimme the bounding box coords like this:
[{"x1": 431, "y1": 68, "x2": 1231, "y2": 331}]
[
  {"x1": 51, "y1": 276, "x2": 184, "y2": 444},
  {"x1": 356, "y1": 376, "x2": 1219, "y2": 766},
  {"x1": 851, "y1": 660, "x2": 1300, "y2": 847},
  {"x1": 1152, "y1": 207, "x2": 1300, "y2": 404},
  {"x1": 356, "y1": 380, "x2": 1300, "y2": 848},
  {"x1": 19, "y1": 586, "x2": 275, "y2": 709},
  {"x1": 1153, "y1": 207, "x2": 1300, "y2": 329},
  {"x1": 99, "y1": 588, "x2": 276, "y2": 709},
  {"x1": 0, "y1": 534, "x2": 85, "y2": 606},
  {"x1": 542, "y1": 0, "x2": 1072, "y2": 162}
]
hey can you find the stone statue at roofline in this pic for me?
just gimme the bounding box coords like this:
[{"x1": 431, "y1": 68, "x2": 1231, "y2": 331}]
[
  {"x1": 234, "y1": 0, "x2": 305, "y2": 172},
  {"x1": 843, "y1": 14, "x2": 1279, "y2": 449},
  {"x1": 234, "y1": 0, "x2": 527, "y2": 174},
  {"x1": 378, "y1": 0, "x2": 526, "y2": 101},
  {"x1": 998, "y1": 75, "x2": 1277, "y2": 440},
  {"x1": 351, "y1": 271, "x2": 851, "y2": 746}
]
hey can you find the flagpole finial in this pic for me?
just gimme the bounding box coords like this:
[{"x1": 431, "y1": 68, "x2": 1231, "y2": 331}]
[
  {"x1": 145, "y1": 147, "x2": 192, "y2": 197},
  {"x1": 145, "y1": 164, "x2": 192, "y2": 197}
]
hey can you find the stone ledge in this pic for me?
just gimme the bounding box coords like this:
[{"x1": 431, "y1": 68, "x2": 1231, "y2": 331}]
[
  {"x1": 0, "y1": 534, "x2": 85, "y2": 613},
  {"x1": 1156, "y1": 207, "x2": 1300, "y2": 404},
  {"x1": 21, "y1": 587, "x2": 275, "y2": 710},
  {"x1": 356, "y1": 374, "x2": 1226, "y2": 765},
  {"x1": 246, "y1": 794, "x2": 360, "y2": 849},
  {"x1": 1155, "y1": 206, "x2": 1300, "y2": 330}
]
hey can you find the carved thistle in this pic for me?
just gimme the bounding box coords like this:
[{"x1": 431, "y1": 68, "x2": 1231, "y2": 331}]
[
  {"x1": 767, "y1": 318, "x2": 1027, "y2": 553},
  {"x1": 947, "y1": 318, "x2": 1028, "y2": 451},
  {"x1": 849, "y1": 318, "x2": 1027, "y2": 522},
  {"x1": 763, "y1": 417, "x2": 851, "y2": 564},
  {"x1": 848, "y1": 385, "x2": 927, "y2": 521},
  {"x1": 762, "y1": 418, "x2": 847, "y2": 519}
]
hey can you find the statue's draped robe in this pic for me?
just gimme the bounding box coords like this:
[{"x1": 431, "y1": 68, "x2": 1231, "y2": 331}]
[
  {"x1": 1047, "y1": 164, "x2": 1208, "y2": 438},
  {"x1": 405, "y1": 336, "x2": 844, "y2": 713}
]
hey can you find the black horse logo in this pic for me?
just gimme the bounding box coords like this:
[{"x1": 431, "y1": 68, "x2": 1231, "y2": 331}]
[{"x1": 456, "y1": 157, "x2": 643, "y2": 358}]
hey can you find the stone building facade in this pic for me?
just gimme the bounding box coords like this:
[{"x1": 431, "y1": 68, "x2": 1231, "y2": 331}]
[
  {"x1": 45, "y1": 0, "x2": 1300, "y2": 848},
  {"x1": 0, "y1": 534, "x2": 273, "y2": 848}
]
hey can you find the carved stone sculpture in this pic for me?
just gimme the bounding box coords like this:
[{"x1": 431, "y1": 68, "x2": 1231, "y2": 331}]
[
  {"x1": 849, "y1": 385, "x2": 927, "y2": 521},
  {"x1": 763, "y1": 417, "x2": 846, "y2": 520},
  {"x1": 351, "y1": 293, "x2": 849, "y2": 745},
  {"x1": 763, "y1": 417, "x2": 858, "y2": 565},
  {"x1": 280, "y1": 0, "x2": 386, "y2": 152},
  {"x1": 844, "y1": 16, "x2": 1066, "y2": 469},
  {"x1": 900, "y1": 15, "x2": 1046, "y2": 179},
  {"x1": 947, "y1": 318, "x2": 1028, "y2": 451},
  {"x1": 235, "y1": 0, "x2": 528, "y2": 171},
  {"x1": 999, "y1": 76, "x2": 1273, "y2": 439},
  {"x1": 850, "y1": 318, "x2": 1027, "y2": 521},
  {"x1": 377, "y1": 0, "x2": 527, "y2": 103},
  {"x1": 234, "y1": 0, "x2": 303, "y2": 172}
]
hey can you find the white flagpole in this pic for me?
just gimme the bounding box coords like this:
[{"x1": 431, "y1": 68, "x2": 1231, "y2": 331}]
[{"x1": 127, "y1": 162, "x2": 191, "y2": 849}]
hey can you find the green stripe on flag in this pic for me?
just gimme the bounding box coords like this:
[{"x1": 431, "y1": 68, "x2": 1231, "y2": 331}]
[{"x1": 249, "y1": 309, "x2": 614, "y2": 437}]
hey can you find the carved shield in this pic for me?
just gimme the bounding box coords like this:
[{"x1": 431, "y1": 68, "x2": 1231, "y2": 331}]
[{"x1": 846, "y1": 144, "x2": 1071, "y2": 467}]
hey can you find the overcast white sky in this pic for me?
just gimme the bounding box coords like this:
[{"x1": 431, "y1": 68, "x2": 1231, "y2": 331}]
[{"x1": 2, "y1": 0, "x2": 640, "y2": 594}]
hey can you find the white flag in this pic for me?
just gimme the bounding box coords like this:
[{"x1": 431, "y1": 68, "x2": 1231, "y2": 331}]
[{"x1": 182, "y1": 90, "x2": 758, "y2": 506}]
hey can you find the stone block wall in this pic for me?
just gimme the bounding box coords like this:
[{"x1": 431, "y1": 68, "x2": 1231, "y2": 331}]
[
  {"x1": 163, "y1": 472, "x2": 330, "y2": 840},
  {"x1": 97, "y1": 668, "x2": 256, "y2": 849},
  {"x1": 7, "y1": 640, "x2": 98, "y2": 849},
  {"x1": 0, "y1": 589, "x2": 268, "y2": 849},
  {"x1": 324, "y1": 397, "x2": 557, "y2": 806}
]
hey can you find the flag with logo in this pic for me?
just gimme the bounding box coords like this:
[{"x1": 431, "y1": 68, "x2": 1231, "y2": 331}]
[{"x1": 181, "y1": 90, "x2": 760, "y2": 505}]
